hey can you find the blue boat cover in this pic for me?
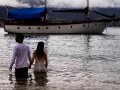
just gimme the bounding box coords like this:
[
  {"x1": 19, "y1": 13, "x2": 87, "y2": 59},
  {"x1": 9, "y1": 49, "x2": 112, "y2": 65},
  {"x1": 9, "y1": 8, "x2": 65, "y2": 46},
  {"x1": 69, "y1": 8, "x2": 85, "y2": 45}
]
[{"x1": 8, "y1": 8, "x2": 47, "y2": 20}]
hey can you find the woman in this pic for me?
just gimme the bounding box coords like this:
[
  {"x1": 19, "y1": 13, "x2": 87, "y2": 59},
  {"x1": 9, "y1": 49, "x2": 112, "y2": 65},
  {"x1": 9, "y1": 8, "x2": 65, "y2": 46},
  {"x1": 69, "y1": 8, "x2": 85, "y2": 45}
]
[{"x1": 29, "y1": 42, "x2": 48, "y2": 73}]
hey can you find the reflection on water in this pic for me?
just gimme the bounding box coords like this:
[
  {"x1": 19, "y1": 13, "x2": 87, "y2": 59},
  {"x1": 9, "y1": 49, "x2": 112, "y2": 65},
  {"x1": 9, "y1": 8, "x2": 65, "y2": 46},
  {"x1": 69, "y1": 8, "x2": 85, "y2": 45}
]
[
  {"x1": 8, "y1": 70, "x2": 47, "y2": 90},
  {"x1": 1, "y1": 27, "x2": 120, "y2": 90},
  {"x1": 8, "y1": 72, "x2": 48, "y2": 90},
  {"x1": 34, "y1": 72, "x2": 48, "y2": 86}
]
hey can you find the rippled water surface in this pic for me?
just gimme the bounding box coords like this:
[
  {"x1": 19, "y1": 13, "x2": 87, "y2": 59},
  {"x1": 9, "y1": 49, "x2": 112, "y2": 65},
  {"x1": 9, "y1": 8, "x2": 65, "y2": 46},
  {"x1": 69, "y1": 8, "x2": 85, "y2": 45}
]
[{"x1": 0, "y1": 27, "x2": 120, "y2": 90}]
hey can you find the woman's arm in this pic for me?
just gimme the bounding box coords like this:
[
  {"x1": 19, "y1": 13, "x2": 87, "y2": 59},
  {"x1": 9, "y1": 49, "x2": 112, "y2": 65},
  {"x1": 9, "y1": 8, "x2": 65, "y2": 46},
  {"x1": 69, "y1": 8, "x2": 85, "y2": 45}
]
[
  {"x1": 29, "y1": 51, "x2": 35, "y2": 68},
  {"x1": 44, "y1": 53, "x2": 48, "y2": 68}
]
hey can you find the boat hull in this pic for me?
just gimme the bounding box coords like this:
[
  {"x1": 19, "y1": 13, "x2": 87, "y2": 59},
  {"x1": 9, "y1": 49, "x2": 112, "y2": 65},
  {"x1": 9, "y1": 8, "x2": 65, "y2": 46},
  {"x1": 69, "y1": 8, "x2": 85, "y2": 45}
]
[{"x1": 4, "y1": 21, "x2": 109, "y2": 34}]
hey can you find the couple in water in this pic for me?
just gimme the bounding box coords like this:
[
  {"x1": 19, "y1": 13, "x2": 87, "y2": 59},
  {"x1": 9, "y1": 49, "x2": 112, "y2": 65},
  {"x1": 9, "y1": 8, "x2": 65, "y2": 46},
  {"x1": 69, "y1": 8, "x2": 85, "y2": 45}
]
[{"x1": 9, "y1": 34, "x2": 48, "y2": 80}]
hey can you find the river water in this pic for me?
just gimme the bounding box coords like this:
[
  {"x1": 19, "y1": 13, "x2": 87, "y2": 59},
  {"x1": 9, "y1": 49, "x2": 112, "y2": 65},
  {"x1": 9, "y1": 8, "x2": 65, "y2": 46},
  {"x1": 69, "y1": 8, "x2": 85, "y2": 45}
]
[{"x1": 0, "y1": 27, "x2": 120, "y2": 90}]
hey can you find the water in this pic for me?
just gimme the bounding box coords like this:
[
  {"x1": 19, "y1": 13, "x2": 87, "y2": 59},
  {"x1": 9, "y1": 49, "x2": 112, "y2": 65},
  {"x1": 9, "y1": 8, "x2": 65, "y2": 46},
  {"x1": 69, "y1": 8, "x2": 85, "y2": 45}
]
[{"x1": 0, "y1": 27, "x2": 120, "y2": 90}]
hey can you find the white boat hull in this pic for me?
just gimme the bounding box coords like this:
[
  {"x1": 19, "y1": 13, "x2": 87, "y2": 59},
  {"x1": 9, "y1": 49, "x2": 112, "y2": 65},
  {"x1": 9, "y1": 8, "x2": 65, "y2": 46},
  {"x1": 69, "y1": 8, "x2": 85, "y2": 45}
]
[{"x1": 4, "y1": 22, "x2": 109, "y2": 34}]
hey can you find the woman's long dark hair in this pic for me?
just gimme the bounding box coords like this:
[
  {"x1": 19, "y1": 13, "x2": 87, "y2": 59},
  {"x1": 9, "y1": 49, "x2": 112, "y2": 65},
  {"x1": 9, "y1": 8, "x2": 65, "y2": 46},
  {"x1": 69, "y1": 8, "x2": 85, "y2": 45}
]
[{"x1": 35, "y1": 42, "x2": 44, "y2": 58}]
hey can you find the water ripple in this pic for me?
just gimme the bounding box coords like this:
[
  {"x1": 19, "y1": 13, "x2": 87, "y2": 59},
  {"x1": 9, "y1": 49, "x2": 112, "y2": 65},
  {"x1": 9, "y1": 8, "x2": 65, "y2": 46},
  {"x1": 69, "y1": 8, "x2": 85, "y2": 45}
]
[{"x1": 0, "y1": 27, "x2": 120, "y2": 90}]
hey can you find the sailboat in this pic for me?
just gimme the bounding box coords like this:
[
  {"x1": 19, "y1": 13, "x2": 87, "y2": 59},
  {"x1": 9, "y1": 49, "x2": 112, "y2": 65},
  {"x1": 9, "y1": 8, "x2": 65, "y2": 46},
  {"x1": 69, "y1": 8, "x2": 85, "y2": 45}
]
[{"x1": 2, "y1": 0, "x2": 114, "y2": 34}]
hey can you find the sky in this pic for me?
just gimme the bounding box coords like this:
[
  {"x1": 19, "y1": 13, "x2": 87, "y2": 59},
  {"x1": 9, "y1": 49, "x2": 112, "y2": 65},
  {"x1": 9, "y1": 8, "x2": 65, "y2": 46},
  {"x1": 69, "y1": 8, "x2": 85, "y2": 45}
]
[{"x1": 0, "y1": 0, "x2": 120, "y2": 8}]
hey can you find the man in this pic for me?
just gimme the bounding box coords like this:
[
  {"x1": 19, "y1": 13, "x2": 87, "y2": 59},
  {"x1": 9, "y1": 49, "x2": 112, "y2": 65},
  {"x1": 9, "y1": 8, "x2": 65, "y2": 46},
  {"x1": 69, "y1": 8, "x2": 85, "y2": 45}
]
[{"x1": 9, "y1": 34, "x2": 31, "y2": 79}]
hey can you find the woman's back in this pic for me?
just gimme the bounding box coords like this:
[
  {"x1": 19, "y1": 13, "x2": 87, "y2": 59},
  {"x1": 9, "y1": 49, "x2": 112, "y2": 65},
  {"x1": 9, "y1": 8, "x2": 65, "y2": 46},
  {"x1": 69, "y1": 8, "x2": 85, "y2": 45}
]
[{"x1": 34, "y1": 56, "x2": 47, "y2": 73}]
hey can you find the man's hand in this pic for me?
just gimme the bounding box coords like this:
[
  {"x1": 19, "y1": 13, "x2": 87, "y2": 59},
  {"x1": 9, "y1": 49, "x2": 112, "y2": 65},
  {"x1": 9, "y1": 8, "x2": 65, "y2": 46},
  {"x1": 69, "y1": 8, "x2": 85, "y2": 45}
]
[
  {"x1": 29, "y1": 65, "x2": 31, "y2": 69},
  {"x1": 9, "y1": 67, "x2": 12, "y2": 71}
]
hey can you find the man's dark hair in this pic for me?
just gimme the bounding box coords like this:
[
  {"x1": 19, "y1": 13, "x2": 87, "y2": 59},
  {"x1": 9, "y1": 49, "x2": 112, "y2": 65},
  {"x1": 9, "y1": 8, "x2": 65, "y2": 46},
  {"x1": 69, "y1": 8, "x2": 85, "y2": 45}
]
[{"x1": 15, "y1": 34, "x2": 24, "y2": 43}]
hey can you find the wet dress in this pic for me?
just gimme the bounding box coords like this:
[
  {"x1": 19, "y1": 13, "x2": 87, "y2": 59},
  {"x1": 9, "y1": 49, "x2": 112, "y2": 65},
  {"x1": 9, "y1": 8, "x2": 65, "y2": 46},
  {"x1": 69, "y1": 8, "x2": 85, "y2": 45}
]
[{"x1": 34, "y1": 55, "x2": 47, "y2": 73}]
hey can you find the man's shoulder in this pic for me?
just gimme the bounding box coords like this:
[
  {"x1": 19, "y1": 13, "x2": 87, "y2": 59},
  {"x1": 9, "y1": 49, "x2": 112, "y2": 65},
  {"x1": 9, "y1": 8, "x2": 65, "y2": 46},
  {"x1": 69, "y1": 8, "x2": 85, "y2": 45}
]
[
  {"x1": 15, "y1": 43, "x2": 29, "y2": 48},
  {"x1": 23, "y1": 44, "x2": 30, "y2": 48},
  {"x1": 14, "y1": 44, "x2": 19, "y2": 48}
]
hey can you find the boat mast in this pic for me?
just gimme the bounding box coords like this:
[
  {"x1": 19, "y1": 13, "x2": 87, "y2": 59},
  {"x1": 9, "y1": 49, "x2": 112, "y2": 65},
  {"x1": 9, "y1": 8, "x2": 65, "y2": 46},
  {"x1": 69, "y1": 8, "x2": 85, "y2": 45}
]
[
  {"x1": 5, "y1": 5, "x2": 8, "y2": 19},
  {"x1": 44, "y1": 0, "x2": 47, "y2": 21},
  {"x1": 87, "y1": 0, "x2": 90, "y2": 20},
  {"x1": 45, "y1": 0, "x2": 47, "y2": 8}
]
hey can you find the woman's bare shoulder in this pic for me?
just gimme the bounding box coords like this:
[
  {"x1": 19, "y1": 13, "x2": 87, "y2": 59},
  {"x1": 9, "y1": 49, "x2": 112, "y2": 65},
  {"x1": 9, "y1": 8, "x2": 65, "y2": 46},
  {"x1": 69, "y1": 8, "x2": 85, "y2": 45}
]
[
  {"x1": 32, "y1": 51, "x2": 36, "y2": 57},
  {"x1": 43, "y1": 52, "x2": 47, "y2": 58},
  {"x1": 44, "y1": 52, "x2": 47, "y2": 55}
]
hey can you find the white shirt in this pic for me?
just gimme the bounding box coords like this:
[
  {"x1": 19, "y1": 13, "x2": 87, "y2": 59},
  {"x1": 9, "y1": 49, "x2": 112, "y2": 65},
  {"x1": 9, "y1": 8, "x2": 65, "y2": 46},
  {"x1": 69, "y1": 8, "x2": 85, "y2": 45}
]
[{"x1": 10, "y1": 43, "x2": 31, "y2": 69}]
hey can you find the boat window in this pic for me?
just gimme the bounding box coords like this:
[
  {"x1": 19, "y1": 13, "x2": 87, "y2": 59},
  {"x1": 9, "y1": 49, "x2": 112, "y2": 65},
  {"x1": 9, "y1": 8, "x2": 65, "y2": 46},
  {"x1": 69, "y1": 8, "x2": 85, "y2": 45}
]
[
  {"x1": 70, "y1": 26, "x2": 73, "y2": 28},
  {"x1": 46, "y1": 27, "x2": 48, "y2": 29},
  {"x1": 17, "y1": 27, "x2": 19, "y2": 29},
  {"x1": 38, "y1": 27, "x2": 40, "y2": 29},
  {"x1": 29, "y1": 27, "x2": 31, "y2": 29},
  {"x1": 58, "y1": 26, "x2": 61, "y2": 29},
  {"x1": 83, "y1": 25, "x2": 86, "y2": 27},
  {"x1": 95, "y1": 24, "x2": 97, "y2": 26}
]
